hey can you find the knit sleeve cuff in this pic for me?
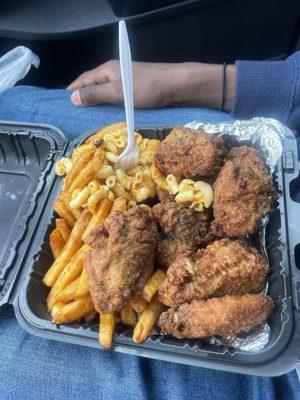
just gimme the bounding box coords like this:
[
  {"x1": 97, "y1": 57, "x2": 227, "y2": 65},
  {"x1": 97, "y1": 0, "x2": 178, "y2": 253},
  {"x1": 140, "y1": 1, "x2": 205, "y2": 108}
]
[{"x1": 232, "y1": 57, "x2": 296, "y2": 122}]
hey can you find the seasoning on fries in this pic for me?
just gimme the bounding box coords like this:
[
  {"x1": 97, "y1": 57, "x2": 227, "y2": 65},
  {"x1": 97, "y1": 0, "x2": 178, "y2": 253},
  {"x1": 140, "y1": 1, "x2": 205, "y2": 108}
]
[
  {"x1": 99, "y1": 313, "x2": 116, "y2": 349},
  {"x1": 46, "y1": 244, "x2": 91, "y2": 312},
  {"x1": 133, "y1": 295, "x2": 163, "y2": 344},
  {"x1": 120, "y1": 305, "x2": 137, "y2": 327},
  {"x1": 56, "y1": 276, "x2": 81, "y2": 303},
  {"x1": 49, "y1": 228, "x2": 66, "y2": 259},
  {"x1": 142, "y1": 269, "x2": 166, "y2": 303},
  {"x1": 55, "y1": 219, "x2": 71, "y2": 242},
  {"x1": 52, "y1": 295, "x2": 95, "y2": 324},
  {"x1": 130, "y1": 296, "x2": 148, "y2": 314},
  {"x1": 43, "y1": 210, "x2": 91, "y2": 287},
  {"x1": 75, "y1": 269, "x2": 90, "y2": 299}
]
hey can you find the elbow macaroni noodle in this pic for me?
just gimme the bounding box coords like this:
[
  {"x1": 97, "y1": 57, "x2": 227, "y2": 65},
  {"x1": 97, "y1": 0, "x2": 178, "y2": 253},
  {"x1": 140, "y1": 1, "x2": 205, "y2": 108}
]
[{"x1": 55, "y1": 157, "x2": 73, "y2": 176}]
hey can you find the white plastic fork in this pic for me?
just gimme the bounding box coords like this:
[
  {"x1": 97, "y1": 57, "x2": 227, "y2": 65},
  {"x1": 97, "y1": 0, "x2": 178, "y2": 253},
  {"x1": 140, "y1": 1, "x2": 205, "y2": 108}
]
[{"x1": 117, "y1": 20, "x2": 139, "y2": 171}]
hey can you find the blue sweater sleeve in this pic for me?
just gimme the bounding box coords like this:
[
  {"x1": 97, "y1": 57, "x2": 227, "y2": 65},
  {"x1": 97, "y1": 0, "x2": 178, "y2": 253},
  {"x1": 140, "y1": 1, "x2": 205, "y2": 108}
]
[{"x1": 232, "y1": 52, "x2": 300, "y2": 130}]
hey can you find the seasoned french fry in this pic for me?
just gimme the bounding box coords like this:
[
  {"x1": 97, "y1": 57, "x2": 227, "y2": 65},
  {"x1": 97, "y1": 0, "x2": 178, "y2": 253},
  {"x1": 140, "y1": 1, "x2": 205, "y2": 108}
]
[
  {"x1": 71, "y1": 143, "x2": 97, "y2": 163},
  {"x1": 55, "y1": 219, "x2": 71, "y2": 242},
  {"x1": 85, "y1": 122, "x2": 126, "y2": 144},
  {"x1": 120, "y1": 304, "x2": 137, "y2": 327},
  {"x1": 59, "y1": 191, "x2": 82, "y2": 220},
  {"x1": 68, "y1": 148, "x2": 105, "y2": 192},
  {"x1": 52, "y1": 295, "x2": 94, "y2": 324},
  {"x1": 53, "y1": 199, "x2": 75, "y2": 228},
  {"x1": 65, "y1": 144, "x2": 97, "y2": 190},
  {"x1": 49, "y1": 228, "x2": 65, "y2": 259},
  {"x1": 84, "y1": 130, "x2": 105, "y2": 145},
  {"x1": 142, "y1": 269, "x2": 166, "y2": 302},
  {"x1": 99, "y1": 313, "x2": 115, "y2": 349},
  {"x1": 82, "y1": 198, "x2": 112, "y2": 241},
  {"x1": 51, "y1": 302, "x2": 66, "y2": 318},
  {"x1": 46, "y1": 244, "x2": 91, "y2": 311},
  {"x1": 130, "y1": 296, "x2": 148, "y2": 314},
  {"x1": 110, "y1": 196, "x2": 127, "y2": 214},
  {"x1": 84, "y1": 310, "x2": 97, "y2": 323},
  {"x1": 75, "y1": 268, "x2": 90, "y2": 298},
  {"x1": 56, "y1": 276, "x2": 81, "y2": 303},
  {"x1": 43, "y1": 210, "x2": 92, "y2": 287},
  {"x1": 133, "y1": 295, "x2": 163, "y2": 344}
]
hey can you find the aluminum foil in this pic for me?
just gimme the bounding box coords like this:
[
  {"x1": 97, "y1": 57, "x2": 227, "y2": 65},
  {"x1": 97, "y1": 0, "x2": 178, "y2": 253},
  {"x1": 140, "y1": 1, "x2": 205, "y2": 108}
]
[
  {"x1": 186, "y1": 117, "x2": 285, "y2": 174},
  {"x1": 184, "y1": 117, "x2": 285, "y2": 353}
]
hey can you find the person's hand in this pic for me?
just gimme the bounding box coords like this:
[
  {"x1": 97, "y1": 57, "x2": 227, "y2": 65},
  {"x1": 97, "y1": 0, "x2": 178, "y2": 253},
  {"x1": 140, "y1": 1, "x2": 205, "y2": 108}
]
[
  {"x1": 67, "y1": 60, "x2": 236, "y2": 111},
  {"x1": 68, "y1": 60, "x2": 185, "y2": 108}
]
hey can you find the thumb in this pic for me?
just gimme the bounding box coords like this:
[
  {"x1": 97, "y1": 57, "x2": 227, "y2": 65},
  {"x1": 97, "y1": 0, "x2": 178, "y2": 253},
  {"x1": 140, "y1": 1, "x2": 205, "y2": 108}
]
[{"x1": 71, "y1": 81, "x2": 123, "y2": 107}]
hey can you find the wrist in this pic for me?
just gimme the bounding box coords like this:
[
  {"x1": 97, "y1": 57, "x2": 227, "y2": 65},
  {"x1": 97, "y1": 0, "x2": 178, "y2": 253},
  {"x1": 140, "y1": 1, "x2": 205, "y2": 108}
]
[{"x1": 171, "y1": 62, "x2": 236, "y2": 112}]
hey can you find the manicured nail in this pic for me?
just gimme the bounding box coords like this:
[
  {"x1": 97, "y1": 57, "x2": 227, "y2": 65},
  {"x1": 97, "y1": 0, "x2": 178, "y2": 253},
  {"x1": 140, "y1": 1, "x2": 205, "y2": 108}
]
[{"x1": 71, "y1": 90, "x2": 82, "y2": 106}]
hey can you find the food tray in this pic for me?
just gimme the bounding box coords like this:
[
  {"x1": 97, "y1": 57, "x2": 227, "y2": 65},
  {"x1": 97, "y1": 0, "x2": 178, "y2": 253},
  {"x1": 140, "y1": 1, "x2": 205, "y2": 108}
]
[{"x1": 1, "y1": 120, "x2": 300, "y2": 377}]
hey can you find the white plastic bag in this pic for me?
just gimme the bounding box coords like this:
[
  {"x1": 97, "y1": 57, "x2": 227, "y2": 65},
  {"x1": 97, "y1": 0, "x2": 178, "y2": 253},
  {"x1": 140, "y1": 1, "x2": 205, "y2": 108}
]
[{"x1": 0, "y1": 46, "x2": 40, "y2": 92}]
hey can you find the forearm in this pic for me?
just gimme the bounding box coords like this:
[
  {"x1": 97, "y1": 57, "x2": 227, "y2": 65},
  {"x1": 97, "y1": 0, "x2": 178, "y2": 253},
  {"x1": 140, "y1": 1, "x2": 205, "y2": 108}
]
[{"x1": 171, "y1": 62, "x2": 236, "y2": 112}]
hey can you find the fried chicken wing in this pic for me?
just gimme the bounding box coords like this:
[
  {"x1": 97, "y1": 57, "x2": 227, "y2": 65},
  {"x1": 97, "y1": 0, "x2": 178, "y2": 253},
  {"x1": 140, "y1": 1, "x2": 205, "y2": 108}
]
[
  {"x1": 84, "y1": 206, "x2": 157, "y2": 313},
  {"x1": 152, "y1": 201, "x2": 211, "y2": 269},
  {"x1": 213, "y1": 146, "x2": 276, "y2": 237},
  {"x1": 159, "y1": 239, "x2": 268, "y2": 307},
  {"x1": 154, "y1": 127, "x2": 226, "y2": 178},
  {"x1": 159, "y1": 294, "x2": 274, "y2": 339}
]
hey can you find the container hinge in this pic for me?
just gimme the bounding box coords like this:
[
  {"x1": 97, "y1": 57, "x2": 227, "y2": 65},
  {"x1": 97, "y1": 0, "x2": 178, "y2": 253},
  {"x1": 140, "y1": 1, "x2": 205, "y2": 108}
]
[{"x1": 283, "y1": 151, "x2": 294, "y2": 171}]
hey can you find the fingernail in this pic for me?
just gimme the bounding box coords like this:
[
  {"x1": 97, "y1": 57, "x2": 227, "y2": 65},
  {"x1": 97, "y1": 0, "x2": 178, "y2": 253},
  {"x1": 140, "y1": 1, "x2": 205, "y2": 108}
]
[{"x1": 71, "y1": 90, "x2": 82, "y2": 106}]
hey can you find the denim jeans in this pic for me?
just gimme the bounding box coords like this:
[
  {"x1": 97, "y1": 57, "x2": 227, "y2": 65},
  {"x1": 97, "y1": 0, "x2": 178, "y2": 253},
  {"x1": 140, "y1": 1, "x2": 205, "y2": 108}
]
[{"x1": 0, "y1": 86, "x2": 299, "y2": 400}]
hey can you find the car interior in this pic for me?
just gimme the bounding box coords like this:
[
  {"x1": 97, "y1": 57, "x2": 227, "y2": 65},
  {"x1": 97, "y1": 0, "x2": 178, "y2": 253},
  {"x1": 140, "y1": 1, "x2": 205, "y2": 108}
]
[
  {"x1": 1, "y1": 0, "x2": 300, "y2": 87},
  {"x1": 1, "y1": 0, "x2": 300, "y2": 385}
]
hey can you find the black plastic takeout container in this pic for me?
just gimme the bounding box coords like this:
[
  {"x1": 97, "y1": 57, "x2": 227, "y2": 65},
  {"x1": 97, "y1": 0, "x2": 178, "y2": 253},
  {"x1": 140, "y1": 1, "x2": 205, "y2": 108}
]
[{"x1": 1, "y1": 120, "x2": 300, "y2": 377}]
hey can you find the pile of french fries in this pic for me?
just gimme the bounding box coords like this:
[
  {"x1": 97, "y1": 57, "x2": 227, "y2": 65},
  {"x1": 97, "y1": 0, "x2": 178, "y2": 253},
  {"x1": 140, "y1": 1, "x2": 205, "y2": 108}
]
[{"x1": 43, "y1": 122, "x2": 167, "y2": 349}]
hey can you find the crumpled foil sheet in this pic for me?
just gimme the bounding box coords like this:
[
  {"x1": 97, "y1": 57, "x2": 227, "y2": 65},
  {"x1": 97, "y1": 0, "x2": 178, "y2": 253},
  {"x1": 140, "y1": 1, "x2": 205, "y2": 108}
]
[
  {"x1": 186, "y1": 117, "x2": 285, "y2": 174},
  {"x1": 184, "y1": 117, "x2": 285, "y2": 352}
]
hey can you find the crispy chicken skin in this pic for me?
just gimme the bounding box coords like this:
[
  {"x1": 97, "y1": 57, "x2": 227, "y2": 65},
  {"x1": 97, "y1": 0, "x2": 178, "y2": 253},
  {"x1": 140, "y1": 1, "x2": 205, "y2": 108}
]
[
  {"x1": 213, "y1": 146, "x2": 276, "y2": 237},
  {"x1": 152, "y1": 202, "x2": 211, "y2": 269},
  {"x1": 158, "y1": 238, "x2": 268, "y2": 307},
  {"x1": 156, "y1": 188, "x2": 175, "y2": 203},
  {"x1": 84, "y1": 206, "x2": 157, "y2": 313},
  {"x1": 154, "y1": 127, "x2": 226, "y2": 178},
  {"x1": 159, "y1": 294, "x2": 274, "y2": 339}
]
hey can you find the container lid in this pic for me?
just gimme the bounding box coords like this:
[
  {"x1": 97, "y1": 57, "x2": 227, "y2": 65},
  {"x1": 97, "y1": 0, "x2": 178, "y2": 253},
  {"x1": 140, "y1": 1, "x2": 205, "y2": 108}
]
[{"x1": 0, "y1": 121, "x2": 67, "y2": 306}]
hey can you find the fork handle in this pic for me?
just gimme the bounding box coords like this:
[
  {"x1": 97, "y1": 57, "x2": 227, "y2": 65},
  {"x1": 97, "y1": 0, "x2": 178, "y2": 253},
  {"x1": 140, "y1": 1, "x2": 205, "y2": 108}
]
[{"x1": 119, "y1": 21, "x2": 135, "y2": 147}]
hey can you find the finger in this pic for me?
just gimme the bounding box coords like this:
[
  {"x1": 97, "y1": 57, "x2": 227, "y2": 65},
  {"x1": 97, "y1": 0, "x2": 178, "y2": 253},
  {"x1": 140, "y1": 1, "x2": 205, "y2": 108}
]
[
  {"x1": 67, "y1": 66, "x2": 111, "y2": 90},
  {"x1": 71, "y1": 81, "x2": 123, "y2": 107},
  {"x1": 67, "y1": 69, "x2": 98, "y2": 90}
]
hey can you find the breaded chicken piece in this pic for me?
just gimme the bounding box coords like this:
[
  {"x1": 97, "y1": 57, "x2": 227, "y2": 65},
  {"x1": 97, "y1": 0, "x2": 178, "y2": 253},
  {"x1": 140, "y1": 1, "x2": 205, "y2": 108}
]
[
  {"x1": 156, "y1": 188, "x2": 175, "y2": 203},
  {"x1": 152, "y1": 202, "x2": 211, "y2": 269},
  {"x1": 213, "y1": 146, "x2": 276, "y2": 237},
  {"x1": 154, "y1": 127, "x2": 226, "y2": 178},
  {"x1": 84, "y1": 206, "x2": 157, "y2": 313},
  {"x1": 159, "y1": 239, "x2": 268, "y2": 307},
  {"x1": 159, "y1": 294, "x2": 274, "y2": 339}
]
